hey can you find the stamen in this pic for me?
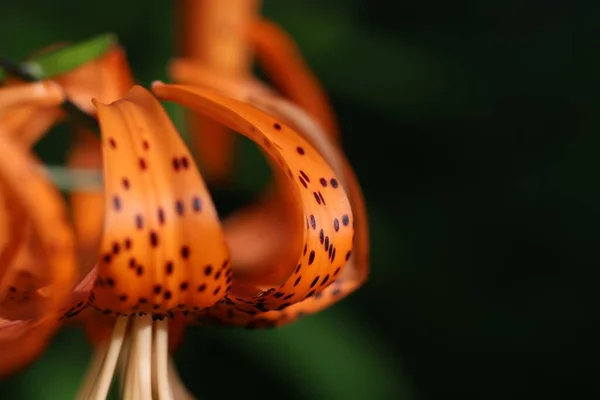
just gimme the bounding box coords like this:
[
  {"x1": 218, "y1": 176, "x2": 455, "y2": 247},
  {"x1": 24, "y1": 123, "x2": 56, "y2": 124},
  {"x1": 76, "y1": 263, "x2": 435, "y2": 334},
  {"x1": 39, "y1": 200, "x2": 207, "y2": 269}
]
[
  {"x1": 153, "y1": 319, "x2": 174, "y2": 400},
  {"x1": 76, "y1": 316, "x2": 129, "y2": 400},
  {"x1": 76, "y1": 315, "x2": 190, "y2": 399}
]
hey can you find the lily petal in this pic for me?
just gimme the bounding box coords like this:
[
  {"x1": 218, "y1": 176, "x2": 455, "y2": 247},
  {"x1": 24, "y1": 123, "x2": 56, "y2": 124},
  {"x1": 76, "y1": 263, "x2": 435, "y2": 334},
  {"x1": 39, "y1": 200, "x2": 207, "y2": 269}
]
[
  {"x1": 0, "y1": 134, "x2": 76, "y2": 376},
  {"x1": 0, "y1": 81, "x2": 64, "y2": 110},
  {"x1": 85, "y1": 86, "x2": 230, "y2": 316},
  {"x1": 152, "y1": 83, "x2": 354, "y2": 319},
  {"x1": 0, "y1": 82, "x2": 65, "y2": 147}
]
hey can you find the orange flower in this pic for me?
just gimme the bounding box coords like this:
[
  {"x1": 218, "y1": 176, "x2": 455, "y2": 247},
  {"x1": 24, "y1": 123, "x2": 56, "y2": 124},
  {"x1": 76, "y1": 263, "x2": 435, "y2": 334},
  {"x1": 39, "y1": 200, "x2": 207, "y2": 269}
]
[
  {"x1": 1, "y1": 25, "x2": 368, "y2": 398},
  {"x1": 49, "y1": 81, "x2": 365, "y2": 397}
]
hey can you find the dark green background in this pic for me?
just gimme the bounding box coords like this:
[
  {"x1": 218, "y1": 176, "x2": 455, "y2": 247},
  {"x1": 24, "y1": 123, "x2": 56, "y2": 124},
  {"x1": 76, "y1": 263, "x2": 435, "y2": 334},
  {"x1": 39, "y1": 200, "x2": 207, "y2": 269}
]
[{"x1": 1, "y1": 1, "x2": 596, "y2": 399}]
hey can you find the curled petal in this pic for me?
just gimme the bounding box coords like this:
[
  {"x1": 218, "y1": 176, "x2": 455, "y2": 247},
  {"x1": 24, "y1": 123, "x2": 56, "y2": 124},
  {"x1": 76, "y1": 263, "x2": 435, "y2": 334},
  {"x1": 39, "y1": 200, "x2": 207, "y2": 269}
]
[
  {"x1": 0, "y1": 135, "x2": 76, "y2": 376},
  {"x1": 208, "y1": 94, "x2": 368, "y2": 327},
  {"x1": 0, "y1": 105, "x2": 63, "y2": 148},
  {"x1": 86, "y1": 86, "x2": 230, "y2": 316},
  {"x1": 248, "y1": 19, "x2": 339, "y2": 138},
  {"x1": 153, "y1": 83, "x2": 354, "y2": 316},
  {"x1": 0, "y1": 81, "x2": 64, "y2": 147},
  {"x1": 0, "y1": 81, "x2": 64, "y2": 111}
]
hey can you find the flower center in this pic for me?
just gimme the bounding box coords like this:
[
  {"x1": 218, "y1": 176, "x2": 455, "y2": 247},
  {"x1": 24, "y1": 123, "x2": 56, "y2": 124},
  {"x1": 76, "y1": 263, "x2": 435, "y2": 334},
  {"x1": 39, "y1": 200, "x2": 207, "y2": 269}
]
[{"x1": 75, "y1": 315, "x2": 194, "y2": 400}]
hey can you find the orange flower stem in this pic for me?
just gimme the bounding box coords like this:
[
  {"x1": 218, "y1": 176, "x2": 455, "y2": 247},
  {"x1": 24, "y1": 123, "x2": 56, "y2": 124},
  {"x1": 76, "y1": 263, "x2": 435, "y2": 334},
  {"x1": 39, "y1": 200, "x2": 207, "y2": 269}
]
[
  {"x1": 0, "y1": 57, "x2": 100, "y2": 134},
  {"x1": 177, "y1": 0, "x2": 262, "y2": 184}
]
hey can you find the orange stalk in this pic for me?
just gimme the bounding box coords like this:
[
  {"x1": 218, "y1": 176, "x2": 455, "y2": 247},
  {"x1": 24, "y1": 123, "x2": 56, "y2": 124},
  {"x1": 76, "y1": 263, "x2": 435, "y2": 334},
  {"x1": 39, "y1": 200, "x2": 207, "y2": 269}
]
[{"x1": 177, "y1": 0, "x2": 262, "y2": 184}]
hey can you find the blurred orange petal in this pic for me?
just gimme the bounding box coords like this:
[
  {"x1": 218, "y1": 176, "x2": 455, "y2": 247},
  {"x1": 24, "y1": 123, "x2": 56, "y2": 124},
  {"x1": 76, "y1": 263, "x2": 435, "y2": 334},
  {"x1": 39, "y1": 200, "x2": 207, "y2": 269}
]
[
  {"x1": 176, "y1": 0, "x2": 260, "y2": 184},
  {"x1": 0, "y1": 135, "x2": 76, "y2": 376},
  {"x1": 248, "y1": 19, "x2": 339, "y2": 138},
  {"x1": 0, "y1": 81, "x2": 64, "y2": 110},
  {"x1": 153, "y1": 83, "x2": 354, "y2": 320}
]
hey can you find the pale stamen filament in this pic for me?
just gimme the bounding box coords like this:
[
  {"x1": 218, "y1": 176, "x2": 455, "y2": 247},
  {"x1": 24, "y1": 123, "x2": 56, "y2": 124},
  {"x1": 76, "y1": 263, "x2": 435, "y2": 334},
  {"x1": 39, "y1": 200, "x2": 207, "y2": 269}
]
[{"x1": 76, "y1": 315, "x2": 191, "y2": 400}]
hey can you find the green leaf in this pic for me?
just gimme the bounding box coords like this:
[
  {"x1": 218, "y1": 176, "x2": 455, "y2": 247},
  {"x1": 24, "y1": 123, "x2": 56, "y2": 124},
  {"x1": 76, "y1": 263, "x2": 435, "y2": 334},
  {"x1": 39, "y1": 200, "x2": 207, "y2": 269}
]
[{"x1": 0, "y1": 33, "x2": 116, "y2": 81}]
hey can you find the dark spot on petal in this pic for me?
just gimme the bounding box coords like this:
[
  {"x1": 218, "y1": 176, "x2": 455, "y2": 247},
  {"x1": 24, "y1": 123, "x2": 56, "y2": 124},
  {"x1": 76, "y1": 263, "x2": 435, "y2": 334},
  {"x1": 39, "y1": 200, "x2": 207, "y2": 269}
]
[
  {"x1": 273, "y1": 122, "x2": 281, "y2": 130},
  {"x1": 308, "y1": 250, "x2": 316, "y2": 265},
  {"x1": 142, "y1": 140, "x2": 149, "y2": 150},
  {"x1": 113, "y1": 196, "x2": 121, "y2": 211},
  {"x1": 122, "y1": 178, "x2": 130, "y2": 190},
  {"x1": 300, "y1": 170, "x2": 310, "y2": 182},
  {"x1": 294, "y1": 277, "x2": 301, "y2": 286},
  {"x1": 136, "y1": 266, "x2": 144, "y2": 275},
  {"x1": 149, "y1": 231, "x2": 159, "y2": 247},
  {"x1": 181, "y1": 246, "x2": 190, "y2": 259},
  {"x1": 135, "y1": 215, "x2": 144, "y2": 230},
  {"x1": 330, "y1": 178, "x2": 339, "y2": 188},
  {"x1": 164, "y1": 291, "x2": 172, "y2": 300},
  {"x1": 298, "y1": 176, "x2": 308, "y2": 188},
  {"x1": 295, "y1": 264, "x2": 301, "y2": 274},
  {"x1": 165, "y1": 261, "x2": 173, "y2": 275},
  {"x1": 313, "y1": 192, "x2": 321, "y2": 205},
  {"x1": 172, "y1": 157, "x2": 180, "y2": 171},
  {"x1": 319, "y1": 178, "x2": 327, "y2": 187},
  {"x1": 204, "y1": 265, "x2": 213, "y2": 276},
  {"x1": 139, "y1": 158, "x2": 147, "y2": 170},
  {"x1": 175, "y1": 200, "x2": 184, "y2": 215},
  {"x1": 108, "y1": 138, "x2": 117, "y2": 148},
  {"x1": 310, "y1": 277, "x2": 319, "y2": 288},
  {"x1": 180, "y1": 282, "x2": 189, "y2": 291},
  {"x1": 342, "y1": 214, "x2": 350, "y2": 226},
  {"x1": 334, "y1": 218, "x2": 340, "y2": 232},
  {"x1": 192, "y1": 197, "x2": 202, "y2": 212},
  {"x1": 153, "y1": 285, "x2": 162, "y2": 294},
  {"x1": 345, "y1": 250, "x2": 352, "y2": 261},
  {"x1": 124, "y1": 238, "x2": 132, "y2": 250},
  {"x1": 197, "y1": 284, "x2": 206, "y2": 292},
  {"x1": 319, "y1": 229, "x2": 324, "y2": 244},
  {"x1": 181, "y1": 157, "x2": 189, "y2": 169},
  {"x1": 296, "y1": 146, "x2": 305, "y2": 155},
  {"x1": 309, "y1": 215, "x2": 316, "y2": 230},
  {"x1": 158, "y1": 208, "x2": 165, "y2": 225},
  {"x1": 213, "y1": 286, "x2": 221, "y2": 295},
  {"x1": 119, "y1": 295, "x2": 127, "y2": 301}
]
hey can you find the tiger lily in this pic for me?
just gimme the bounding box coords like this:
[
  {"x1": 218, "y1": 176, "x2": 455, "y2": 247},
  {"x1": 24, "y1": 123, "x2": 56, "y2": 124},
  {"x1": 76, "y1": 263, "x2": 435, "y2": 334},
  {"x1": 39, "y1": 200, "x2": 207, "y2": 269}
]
[
  {"x1": 1, "y1": 15, "x2": 368, "y2": 398},
  {"x1": 1, "y1": 74, "x2": 368, "y2": 398}
]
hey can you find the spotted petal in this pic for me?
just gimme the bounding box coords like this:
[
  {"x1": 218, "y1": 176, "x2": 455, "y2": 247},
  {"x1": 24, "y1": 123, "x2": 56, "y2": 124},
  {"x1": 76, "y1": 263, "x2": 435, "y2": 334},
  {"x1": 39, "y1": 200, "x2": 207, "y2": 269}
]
[
  {"x1": 153, "y1": 83, "x2": 354, "y2": 320},
  {"x1": 87, "y1": 86, "x2": 230, "y2": 316}
]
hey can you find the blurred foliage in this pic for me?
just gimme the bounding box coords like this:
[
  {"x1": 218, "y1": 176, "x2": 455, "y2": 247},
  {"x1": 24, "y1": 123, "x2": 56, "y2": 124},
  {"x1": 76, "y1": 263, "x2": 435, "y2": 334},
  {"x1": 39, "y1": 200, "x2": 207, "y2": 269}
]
[{"x1": 1, "y1": 0, "x2": 598, "y2": 399}]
